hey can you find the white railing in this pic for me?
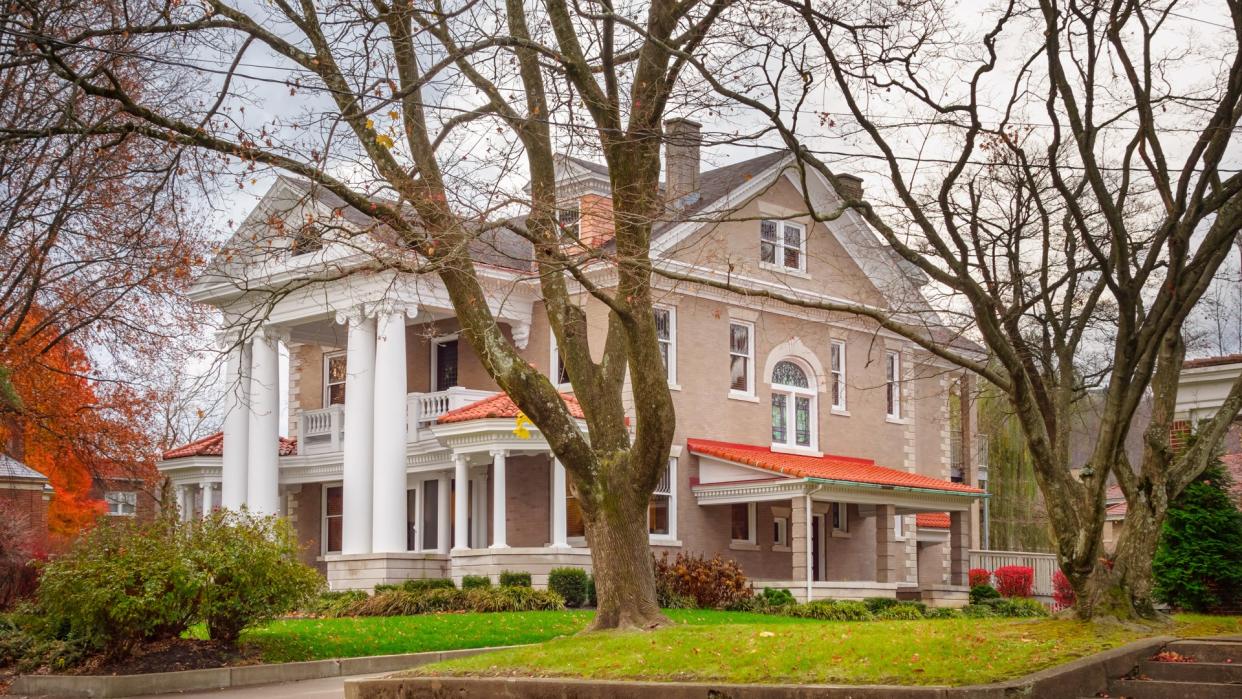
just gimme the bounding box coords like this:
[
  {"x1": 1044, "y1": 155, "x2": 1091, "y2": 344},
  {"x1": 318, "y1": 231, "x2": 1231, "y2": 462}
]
[
  {"x1": 298, "y1": 404, "x2": 344, "y2": 454},
  {"x1": 294, "y1": 387, "x2": 495, "y2": 454},
  {"x1": 407, "y1": 387, "x2": 495, "y2": 441},
  {"x1": 970, "y1": 549, "x2": 1058, "y2": 597}
]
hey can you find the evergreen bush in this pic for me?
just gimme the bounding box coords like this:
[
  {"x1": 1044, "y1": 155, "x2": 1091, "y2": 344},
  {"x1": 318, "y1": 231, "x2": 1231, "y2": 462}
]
[
  {"x1": 401, "y1": 578, "x2": 456, "y2": 592},
  {"x1": 1153, "y1": 457, "x2": 1242, "y2": 612},
  {"x1": 876, "y1": 603, "x2": 925, "y2": 620},
  {"x1": 547, "y1": 568, "x2": 589, "y2": 607},
  {"x1": 969, "y1": 584, "x2": 1001, "y2": 604},
  {"x1": 460, "y1": 575, "x2": 492, "y2": 590},
  {"x1": 499, "y1": 570, "x2": 532, "y2": 588}
]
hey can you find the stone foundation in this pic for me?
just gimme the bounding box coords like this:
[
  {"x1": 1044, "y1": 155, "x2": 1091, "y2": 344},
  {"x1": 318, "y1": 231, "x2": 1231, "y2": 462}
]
[
  {"x1": 324, "y1": 552, "x2": 450, "y2": 591},
  {"x1": 449, "y1": 547, "x2": 593, "y2": 588}
]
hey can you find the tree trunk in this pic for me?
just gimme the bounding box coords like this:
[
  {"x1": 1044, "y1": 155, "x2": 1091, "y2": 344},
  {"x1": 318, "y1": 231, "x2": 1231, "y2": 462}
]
[
  {"x1": 582, "y1": 475, "x2": 669, "y2": 631},
  {"x1": 1077, "y1": 493, "x2": 1165, "y2": 622}
]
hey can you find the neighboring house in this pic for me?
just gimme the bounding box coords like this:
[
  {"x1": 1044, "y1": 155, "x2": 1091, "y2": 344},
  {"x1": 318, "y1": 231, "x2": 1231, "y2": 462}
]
[
  {"x1": 159, "y1": 121, "x2": 987, "y2": 605},
  {"x1": 0, "y1": 453, "x2": 53, "y2": 554},
  {"x1": 1103, "y1": 354, "x2": 1242, "y2": 551}
]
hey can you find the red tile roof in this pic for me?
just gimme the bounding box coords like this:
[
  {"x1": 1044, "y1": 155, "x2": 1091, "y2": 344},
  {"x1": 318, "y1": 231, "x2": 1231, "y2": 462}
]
[
  {"x1": 162, "y1": 432, "x2": 297, "y2": 460},
  {"x1": 916, "y1": 512, "x2": 951, "y2": 529},
  {"x1": 1184, "y1": 354, "x2": 1242, "y2": 369},
  {"x1": 687, "y1": 439, "x2": 985, "y2": 494},
  {"x1": 436, "y1": 391, "x2": 585, "y2": 424}
]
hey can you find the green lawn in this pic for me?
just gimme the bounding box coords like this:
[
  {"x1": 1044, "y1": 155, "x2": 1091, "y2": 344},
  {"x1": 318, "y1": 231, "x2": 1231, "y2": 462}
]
[
  {"x1": 216, "y1": 609, "x2": 793, "y2": 663},
  {"x1": 409, "y1": 614, "x2": 1242, "y2": 686}
]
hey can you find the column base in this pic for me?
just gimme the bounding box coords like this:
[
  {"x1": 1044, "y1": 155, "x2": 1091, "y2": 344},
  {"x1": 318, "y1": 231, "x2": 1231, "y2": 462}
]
[{"x1": 488, "y1": 543, "x2": 510, "y2": 550}]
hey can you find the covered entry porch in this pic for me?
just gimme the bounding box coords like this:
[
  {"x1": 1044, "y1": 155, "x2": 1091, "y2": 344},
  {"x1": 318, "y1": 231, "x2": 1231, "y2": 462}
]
[{"x1": 688, "y1": 439, "x2": 984, "y2": 606}]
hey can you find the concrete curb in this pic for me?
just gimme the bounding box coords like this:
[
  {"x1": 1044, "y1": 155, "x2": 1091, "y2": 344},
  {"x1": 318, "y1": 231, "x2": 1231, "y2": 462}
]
[
  {"x1": 342, "y1": 636, "x2": 1177, "y2": 699},
  {"x1": 8, "y1": 646, "x2": 523, "y2": 698}
]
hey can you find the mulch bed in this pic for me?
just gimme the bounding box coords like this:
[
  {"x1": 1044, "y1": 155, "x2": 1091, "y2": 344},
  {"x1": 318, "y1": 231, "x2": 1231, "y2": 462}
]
[{"x1": 69, "y1": 638, "x2": 261, "y2": 676}]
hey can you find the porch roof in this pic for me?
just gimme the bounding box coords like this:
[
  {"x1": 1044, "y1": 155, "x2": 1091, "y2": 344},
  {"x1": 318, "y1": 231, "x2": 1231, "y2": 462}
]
[
  {"x1": 436, "y1": 391, "x2": 584, "y2": 424},
  {"x1": 915, "y1": 512, "x2": 950, "y2": 529},
  {"x1": 687, "y1": 438, "x2": 985, "y2": 496},
  {"x1": 162, "y1": 432, "x2": 298, "y2": 460}
]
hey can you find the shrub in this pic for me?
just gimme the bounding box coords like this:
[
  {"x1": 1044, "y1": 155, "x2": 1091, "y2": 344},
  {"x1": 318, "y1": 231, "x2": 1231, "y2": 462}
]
[
  {"x1": 184, "y1": 510, "x2": 323, "y2": 643},
  {"x1": 969, "y1": 584, "x2": 1001, "y2": 604},
  {"x1": 374, "y1": 583, "x2": 400, "y2": 594},
  {"x1": 548, "y1": 568, "x2": 589, "y2": 608},
  {"x1": 784, "y1": 600, "x2": 874, "y2": 621},
  {"x1": 461, "y1": 575, "x2": 492, "y2": 590},
  {"x1": 402, "y1": 578, "x2": 456, "y2": 593},
  {"x1": 725, "y1": 595, "x2": 768, "y2": 613},
  {"x1": 470, "y1": 586, "x2": 564, "y2": 613},
  {"x1": 876, "y1": 603, "x2": 925, "y2": 620},
  {"x1": 984, "y1": 597, "x2": 1049, "y2": 617},
  {"x1": 659, "y1": 592, "x2": 698, "y2": 609},
  {"x1": 1154, "y1": 457, "x2": 1242, "y2": 612},
  {"x1": 307, "y1": 590, "x2": 367, "y2": 617},
  {"x1": 922, "y1": 607, "x2": 962, "y2": 619},
  {"x1": 0, "y1": 617, "x2": 90, "y2": 674},
  {"x1": 968, "y1": 568, "x2": 991, "y2": 588},
  {"x1": 341, "y1": 587, "x2": 564, "y2": 616},
  {"x1": 1052, "y1": 569, "x2": 1076, "y2": 612},
  {"x1": 586, "y1": 576, "x2": 596, "y2": 607},
  {"x1": 992, "y1": 566, "x2": 1034, "y2": 598},
  {"x1": 761, "y1": 587, "x2": 796, "y2": 607},
  {"x1": 35, "y1": 515, "x2": 201, "y2": 656},
  {"x1": 653, "y1": 552, "x2": 753, "y2": 609},
  {"x1": 499, "y1": 571, "x2": 532, "y2": 588},
  {"x1": 960, "y1": 604, "x2": 996, "y2": 618},
  {"x1": 862, "y1": 597, "x2": 901, "y2": 614}
]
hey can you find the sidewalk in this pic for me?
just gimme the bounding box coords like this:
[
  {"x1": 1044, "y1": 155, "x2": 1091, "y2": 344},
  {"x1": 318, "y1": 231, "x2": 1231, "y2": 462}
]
[{"x1": 141, "y1": 673, "x2": 382, "y2": 699}]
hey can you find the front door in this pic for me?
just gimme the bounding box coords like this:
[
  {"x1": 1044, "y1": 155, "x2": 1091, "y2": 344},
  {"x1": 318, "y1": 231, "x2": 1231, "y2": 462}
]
[
  {"x1": 435, "y1": 340, "x2": 459, "y2": 391},
  {"x1": 811, "y1": 514, "x2": 823, "y2": 582}
]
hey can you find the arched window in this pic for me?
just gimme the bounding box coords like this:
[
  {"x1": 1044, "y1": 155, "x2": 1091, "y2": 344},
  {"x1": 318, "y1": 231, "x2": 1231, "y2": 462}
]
[{"x1": 771, "y1": 360, "x2": 816, "y2": 450}]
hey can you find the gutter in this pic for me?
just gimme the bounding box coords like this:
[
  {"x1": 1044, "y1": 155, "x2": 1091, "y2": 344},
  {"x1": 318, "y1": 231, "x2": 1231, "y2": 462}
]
[{"x1": 802, "y1": 475, "x2": 989, "y2": 499}]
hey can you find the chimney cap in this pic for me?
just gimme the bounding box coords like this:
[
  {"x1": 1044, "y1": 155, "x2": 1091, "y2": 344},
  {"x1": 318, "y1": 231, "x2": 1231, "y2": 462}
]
[{"x1": 664, "y1": 117, "x2": 702, "y2": 129}]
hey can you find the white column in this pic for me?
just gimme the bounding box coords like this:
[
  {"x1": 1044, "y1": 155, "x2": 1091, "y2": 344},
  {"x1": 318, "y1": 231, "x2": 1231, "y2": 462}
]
[
  {"x1": 340, "y1": 311, "x2": 376, "y2": 555},
  {"x1": 436, "y1": 471, "x2": 450, "y2": 553},
  {"x1": 246, "y1": 329, "x2": 281, "y2": 516},
  {"x1": 176, "y1": 485, "x2": 189, "y2": 521},
  {"x1": 220, "y1": 339, "x2": 251, "y2": 510},
  {"x1": 490, "y1": 450, "x2": 508, "y2": 549},
  {"x1": 372, "y1": 310, "x2": 409, "y2": 553},
  {"x1": 550, "y1": 457, "x2": 568, "y2": 548},
  {"x1": 201, "y1": 481, "x2": 214, "y2": 517},
  {"x1": 453, "y1": 453, "x2": 470, "y2": 551}
]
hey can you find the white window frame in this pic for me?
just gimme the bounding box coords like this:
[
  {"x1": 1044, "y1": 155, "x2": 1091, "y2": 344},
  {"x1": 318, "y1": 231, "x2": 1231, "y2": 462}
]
[
  {"x1": 759, "y1": 219, "x2": 807, "y2": 274},
  {"x1": 831, "y1": 502, "x2": 850, "y2": 534},
  {"x1": 730, "y1": 501, "x2": 757, "y2": 547},
  {"x1": 770, "y1": 358, "x2": 819, "y2": 453},
  {"x1": 728, "y1": 321, "x2": 755, "y2": 399},
  {"x1": 105, "y1": 491, "x2": 137, "y2": 516},
  {"x1": 653, "y1": 305, "x2": 677, "y2": 387},
  {"x1": 885, "y1": 350, "x2": 902, "y2": 420},
  {"x1": 772, "y1": 515, "x2": 789, "y2": 549},
  {"x1": 829, "y1": 340, "x2": 847, "y2": 412},
  {"x1": 894, "y1": 513, "x2": 906, "y2": 541},
  {"x1": 549, "y1": 330, "x2": 572, "y2": 390},
  {"x1": 649, "y1": 457, "x2": 678, "y2": 543},
  {"x1": 321, "y1": 482, "x2": 344, "y2": 555},
  {"x1": 322, "y1": 350, "x2": 347, "y2": 406},
  {"x1": 429, "y1": 334, "x2": 460, "y2": 392}
]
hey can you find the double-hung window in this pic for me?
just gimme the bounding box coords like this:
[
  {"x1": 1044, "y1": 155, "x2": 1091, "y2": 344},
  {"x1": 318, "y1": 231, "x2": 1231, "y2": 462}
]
[
  {"x1": 730, "y1": 502, "x2": 756, "y2": 545},
  {"x1": 832, "y1": 502, "x2": 849, "y2": 533},
  {"x1": 885, "y1": 351, "x2": 902, "y2": 419},
  {"x1": 649, "y1": 458, "x2": 676, "y2": 538},
  {"x1": 729, "y1": 321, "x2": 754, "y2": 396},
  {"x1": 550, "y1": 331, "x2": 571, "y2": 387},
  {"x1": 323, "y1": 485, "x2": 343, "y2": 554},
  {"x1": 829, "y1": 340, "x2": 846, "y2": 411},
  {"x1": 105, "y1": 491, "x2": 137, "y2": 516},
  {"x1": 771, "y1": 360, "x2": 817, "y2": 450},
  {"x1": 760, "y1": 220, "x2": 806, "y2": 272},
  {"x1": 324, "y1": 351, "x2": 347, "y2": 406},
  {"x1": 653, "y1": 307, "x2": 676, "y2": 385}
]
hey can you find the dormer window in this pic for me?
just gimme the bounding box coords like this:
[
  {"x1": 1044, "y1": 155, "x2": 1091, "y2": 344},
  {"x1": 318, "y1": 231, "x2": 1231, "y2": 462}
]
[
  {"x1": 760, "y1": 220, "x2": 806, "y2": 272},
  {"x1": 558, "y1": 202, "x2": 581, "y2": 239},
  {"x1": 291, "y1": 223, "x2": 324, "y2": 256}
]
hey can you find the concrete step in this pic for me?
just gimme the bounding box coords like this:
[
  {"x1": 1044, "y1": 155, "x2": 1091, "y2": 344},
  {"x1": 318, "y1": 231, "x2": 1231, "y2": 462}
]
[
  {"x1": 1138, "y1": 659, "x2": 1242, "y2": 683},
  {"x1": 1164, "y1": 640, "x2": 1242, "y2": 664},
  {"x1": 1109, "y1": 678, "x2": 1242, "y2": 699}
]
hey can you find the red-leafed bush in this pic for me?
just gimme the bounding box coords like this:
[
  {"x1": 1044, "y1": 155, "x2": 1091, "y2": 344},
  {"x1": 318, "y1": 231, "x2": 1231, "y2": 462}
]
[
  {"x1": 1052, "y1": 569, "x2": 1076, "y2": 611},
  {"x1": 993, "y1": 565, "x2": 1034, "y2": 598},
  {"x1": 653, "y1": 552, "x2": 753, "y2": 609},
  {"x1": 968, "y1": 568, "x2": 991, "y2": 588}
]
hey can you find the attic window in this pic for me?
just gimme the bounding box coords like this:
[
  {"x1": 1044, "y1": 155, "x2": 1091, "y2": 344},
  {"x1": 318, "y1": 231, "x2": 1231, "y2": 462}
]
[
  {"x1": 558, "y1": 202, "x2": 580, "y2": 239},
  {"x1": 290, "y1": 224, "x2": 324, "y2": 256}
]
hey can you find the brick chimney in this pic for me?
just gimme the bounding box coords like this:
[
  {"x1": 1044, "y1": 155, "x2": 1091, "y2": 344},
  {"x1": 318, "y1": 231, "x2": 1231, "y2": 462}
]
[
  {"x1": 664, "y1": 118, "x2": 701, "y2": 205},
  {"x1": 835, "y1": 173, "x2": 863, "y2": 201}
]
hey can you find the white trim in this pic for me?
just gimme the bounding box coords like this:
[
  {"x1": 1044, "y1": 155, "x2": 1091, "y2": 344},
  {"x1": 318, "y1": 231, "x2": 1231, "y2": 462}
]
[
  {"x1": 429, "y1": 334, "x2": 460, "y2": 392},
  {"x1": 321, "y1": 481, "x2": 344, "y2": 555},
  {"x1": 731, "y1": 501, "x2": 757, "y2": 546},
  {"x1": 772, "y1": 514, "x2": 789, "y2": 549},
  {"x1": 728, "y1": 320, "x2": 755, "y2": 399},
  {"x1": 759, "y1": 219, "x2": 808, "y2": 274},
  {"x1": 768, "y1": 356, "x2": 819, "y2": 452},
  {"x1": 829, "y1": 340, "x2": 847, "y2": 411},
  {"x1": 549, "y1": 330, "x2": 572, "y2": 390},
  {"x1": 322, "y1": 350, "x2": 347, "y2": 407},
  {"x1": 104, "y1": 491, "x2": 137, "y2": 517},
  {"x1": 832, "y1": 501, "x2": 850, "y2": 534},
  {"x1": 649, "y1": 457, "x2": 678, "y2": 543},
  {"x1": 885, "y1": 350, "x2": 902, "y2": 420},
  {"x1": 654, "y1": 305, "x2": 677, "y2": 387}
]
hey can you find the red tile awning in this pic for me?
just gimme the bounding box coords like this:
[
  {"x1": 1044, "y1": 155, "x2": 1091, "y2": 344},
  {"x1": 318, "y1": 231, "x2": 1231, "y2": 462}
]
[
  {"x1": 436, "y1": 391, "x2": 584, "y2": 424},
  {"x1": 916, "y1": 512, "x2": 951, "y2": 529},
  {"x1": 162, "y1": 432, "x2": 297, "y2": 460},
  {"x1": 687, "y1": 438, "x2": 984, "y2": 495}
]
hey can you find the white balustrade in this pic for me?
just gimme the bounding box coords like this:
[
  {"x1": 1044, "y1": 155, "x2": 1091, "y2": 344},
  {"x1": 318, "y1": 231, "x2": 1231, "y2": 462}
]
[
  {"x1": 294, "y1": 387, "x2": 495, "y2": 452},
  {"x1": 969, "y1": 549, "x2": 1059, "y2": 597},
  {"x1": 298, "y1": 405, "x2": 345, "y2": 454}
]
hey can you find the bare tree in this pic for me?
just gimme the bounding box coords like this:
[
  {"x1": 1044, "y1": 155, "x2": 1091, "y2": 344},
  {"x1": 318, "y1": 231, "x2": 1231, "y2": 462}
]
[
  {"x1": 3, "y1": 0, "x2": 736, "y2": 629},
  {"x1": 651, "y1": 0, "x2": 1242, "y2": 619}
]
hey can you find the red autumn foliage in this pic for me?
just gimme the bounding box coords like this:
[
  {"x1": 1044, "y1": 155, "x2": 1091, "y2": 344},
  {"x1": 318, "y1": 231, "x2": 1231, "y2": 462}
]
[
  {"x1": 1052, "y1": 569, "x2": 1076, "y2": 611},
  {"x1": 653, "y1": 552, "x2": 753, "y2": 609},
  {"x1": 992, "y1": 565, "x2": 1035, "y2": 598},
  {"x1": 968, "y1": 568, "x2": 991, "y2": 587},
  {"x1": 0, "y1": 314, "x2": 160, "y2": 542}
]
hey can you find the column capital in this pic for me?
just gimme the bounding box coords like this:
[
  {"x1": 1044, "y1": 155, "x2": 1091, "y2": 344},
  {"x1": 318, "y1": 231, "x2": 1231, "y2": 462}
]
[
  {"x1": 255, "y1": 324, "x2": 290, "y2": 347},
  {"x1": 511, "y1": 320, "x2": 531, "y2": 350},
  {"x1": 373, "y1": 299, "x2": 419, "y2": 320},
  {"x1": 334, "y1": 304, "x2": 372, "y2": 326},
  {"x1": 489, "y1": 449, "x2": 509, "y2": 459}
]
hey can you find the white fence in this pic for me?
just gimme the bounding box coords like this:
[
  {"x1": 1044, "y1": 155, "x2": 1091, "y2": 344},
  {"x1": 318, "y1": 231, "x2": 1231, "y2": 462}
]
[{"x1": 969, "y1": 549, "x2": 1058, "y2": 597}]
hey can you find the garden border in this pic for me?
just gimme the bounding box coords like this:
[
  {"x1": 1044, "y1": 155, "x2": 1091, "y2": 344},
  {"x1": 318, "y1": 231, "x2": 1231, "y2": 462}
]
[
  {"x1": 343, "y1": 635, "x2": 1179, "y2": 699},
  {"x1": 8, "y1": 645, "x2": 525, "y2": 698}
]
